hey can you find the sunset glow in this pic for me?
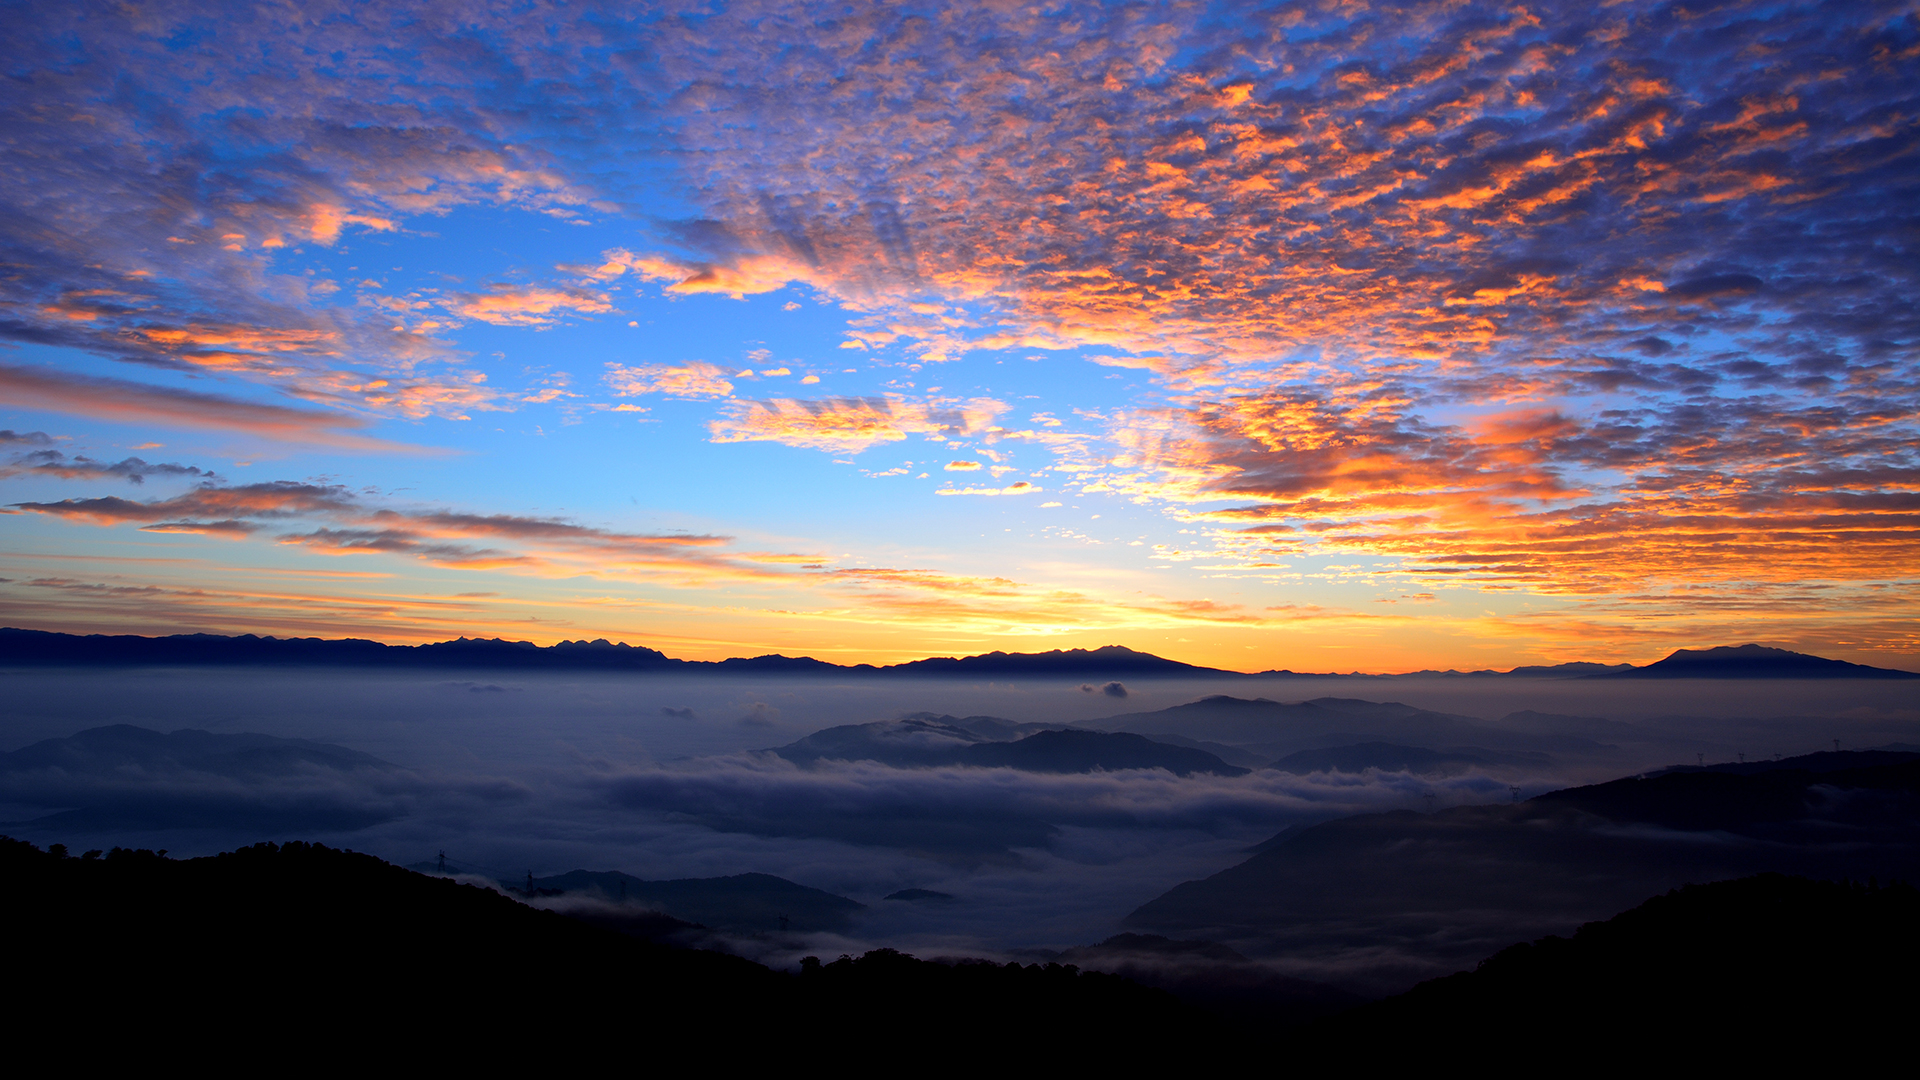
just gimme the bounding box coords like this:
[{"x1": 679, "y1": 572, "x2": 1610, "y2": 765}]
[{"x1": 2, "y1": 0, "x2": 1914, "y2": 669}]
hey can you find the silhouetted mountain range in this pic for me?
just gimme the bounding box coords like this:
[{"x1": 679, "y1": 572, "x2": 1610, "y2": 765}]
[
  {"x1": 0, "y1": 628, "x2": 1247, "y2": 677},
  {"x1": 1587, "y1": 642, "x2": 1920, "y2": 679},
  {"x1": 6, "y1": 627, "x2": 1913, "y2": 678},
  {"x1": 1079, "y1": 695, "x2": 1584, "y2": 759},
  {"x1": 1395, "y1": 661, "x2": 1636, "y2": 677},
  {"x1": 1127, "y1": 748, "x2": 1920, "y2": 993},
  {"x1": 518, "y1": 869, "x2": 865, "y2": 933},
  {"x1": 960, "y1": 730, "x2": 1249, "y2": 776}
]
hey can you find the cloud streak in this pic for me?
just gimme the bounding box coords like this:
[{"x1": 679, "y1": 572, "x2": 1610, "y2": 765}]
[{"x1": 0, "y1": 364, "x2": 424, "y2": 450}]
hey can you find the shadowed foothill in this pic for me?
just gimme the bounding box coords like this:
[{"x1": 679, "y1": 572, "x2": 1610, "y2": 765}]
[
  {"x1": 1127, "y1": 749, "x2": 1920, "y2": 994},
  {"x1": 1303, "y1": 875, "x2": 1920, "y2": 1065},
  {"x1": 0, "y1": 837, "x2": 1214, "y2": 1065},
  {"x1": 519, "y1": 868, "x2": 865, "y2": 934},
  {"x1": 6, "y1": 836, "x2": 1906, "y2": 1064}
]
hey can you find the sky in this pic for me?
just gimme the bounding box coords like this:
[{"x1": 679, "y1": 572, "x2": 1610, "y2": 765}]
[{"x1": 1, "y1": 0, "x2": 1915, "y2": 671}]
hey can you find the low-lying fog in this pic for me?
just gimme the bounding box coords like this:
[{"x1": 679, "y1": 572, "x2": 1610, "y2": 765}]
[{"x1": 4, "y1": 667, "x2": 1915, "y2": 975}]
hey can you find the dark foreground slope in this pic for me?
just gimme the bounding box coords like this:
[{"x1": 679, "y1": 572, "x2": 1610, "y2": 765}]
[
  {"x1": 1128, "y1": 751, "x2": 1920, "y2": 993},
  {"x1": 1308, "y1": 875, "x2": 1919, "y2": 1064},
  {"x1": 0, "y1": 838, "x2": 1206, "y2": 1065}
]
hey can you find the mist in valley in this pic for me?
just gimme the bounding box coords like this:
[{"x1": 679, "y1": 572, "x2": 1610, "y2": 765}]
[{"x1": 4, "y1": 665, "x2": 1915, "y2": 990}]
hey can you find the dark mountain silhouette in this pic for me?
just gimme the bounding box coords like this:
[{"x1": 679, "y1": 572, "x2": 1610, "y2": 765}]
[
  {"x1": 1112, "y1": 731, "x2": 1269, "y2": 768},
  {"x1": 1126, "y1": 749, "x2": 1920, "y2": 994},
  {"x1": 1588, "y1": 642, "x2": 1919, "y2": 679},
  {"x1": 1497, "y1": 661, "x2": 1635, "y2": 676},
  {"x1": 1393, "y1": 661, "x2": 1636, "y2": 677},
  {"x1": 0, "y1": 627, "x2": 1239, "y2": 677},
  {"x1": 0, "y1": 837, "x2": 1212, "y2": 1065},
  {"x1": 885, "y1": 887, "x2": 954, "y2": 901},
  {"x1": 1307, "y1": 874, "x2": 1918, "y2": 1063},
  {"x1": 769, "y1": 720, "x2": 1246, "y2": 776},
  {"x1": 772, "y1": 716, "x2": 987, "y2": 767},
  {"x1": 1652, "y1": 747, "x2": 1920, "y2": 776},
  {"x1": 897, "y1": 711, "x2": 1059, "y2": 739},
  {"x1": 958, "y1": 730, "x2": 1249, "y2": 777},
  {"x1": 883, "y1": 644, "x2": 1231, "y2": 677},
  {"x1": 1527, "y1": 752, "x2": 1920, "y2": 832},
  {"x1": 1085, "y1": 695, "x2": 1500, "y2": 754},
  {"x1": 1249, "y1": 668, "x2": 1387, "y2": 679},
  {"x1": 1267, "y1": 742, "x2": 1550, "y2": 775},
  {"x1": 11, "y1": 627, "x2": 1913, "y2": 683},
  {"x1": 0, "y1": 725, "x2": 402, "y2": 833},
  {"x1": 523, "y1": 869, "x2": 864, "y2": 933}
]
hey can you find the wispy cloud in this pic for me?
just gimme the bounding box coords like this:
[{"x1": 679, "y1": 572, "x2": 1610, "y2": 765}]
[
  {"x1": 444, "y1": 286, "x2": 615, "y2": 328},
  {"x1": 8, "y1": 481, "x2": 760, "y2": 581},
  {"x1": 0, "y1": 364, "x2": 422, "y2": 450}
]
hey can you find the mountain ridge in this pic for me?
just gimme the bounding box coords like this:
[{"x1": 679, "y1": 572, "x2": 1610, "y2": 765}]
[
  {"x1": 3, "y1": 627, "x2": 1913, "y2": 678},
  {"x1": 1583, "y1": 642, "x2": 1919, "y2": 679}
]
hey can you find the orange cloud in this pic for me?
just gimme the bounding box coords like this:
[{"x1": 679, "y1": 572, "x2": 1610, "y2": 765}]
[
  {"x1": 937, "y1": 482, "x2": 1040, "y2": 496},
  {"x1": 0, "y1": 364, "x2": 421, "y2": 451},
  {"x1": 445, "y1": 286, "x2": 614, "y2": 327},
  {"x1": 604, "y1": 362, "x2": 736, "y2": 399},
  {"x1": 709, "y1": 396, "x2": 1009, "y2": 454},
  {"x1": 588, "y1": 250, "x2": 808, "y2": 300},
  {"x1": 8, "y1": 481, "x2": 791, "y2": 587}
]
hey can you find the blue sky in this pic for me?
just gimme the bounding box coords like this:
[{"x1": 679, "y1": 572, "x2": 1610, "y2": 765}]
[{"x1": 2, "y1": 0, "x2": 1915, "y2": 669}]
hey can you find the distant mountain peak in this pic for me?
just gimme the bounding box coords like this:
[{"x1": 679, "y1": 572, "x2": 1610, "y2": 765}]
[{"x1": 1590, "y1": 643, "x2": 1918, "y2": 679}]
